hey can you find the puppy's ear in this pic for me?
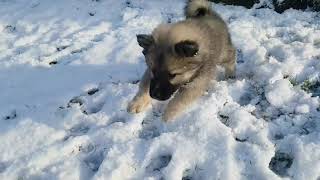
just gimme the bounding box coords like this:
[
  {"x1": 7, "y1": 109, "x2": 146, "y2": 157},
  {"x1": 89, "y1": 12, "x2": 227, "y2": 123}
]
[
  {"x1": 174, "y1": 40, "x2": 199, "y2": 57},
  {"x1": 136, "y1": 34, "x2": 154, "y2": 49}
]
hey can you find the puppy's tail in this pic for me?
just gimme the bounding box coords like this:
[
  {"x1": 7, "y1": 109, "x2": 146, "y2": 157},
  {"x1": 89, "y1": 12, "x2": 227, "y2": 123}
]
[{"x1": 185, "y1": 0, "x2": 212, "y2": 18}]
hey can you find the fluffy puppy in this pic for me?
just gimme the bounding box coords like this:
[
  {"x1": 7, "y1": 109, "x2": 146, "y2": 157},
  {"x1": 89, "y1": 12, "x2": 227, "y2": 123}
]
[{"x1": 128, "y1": 0, "x2": 236, "y2": 121}]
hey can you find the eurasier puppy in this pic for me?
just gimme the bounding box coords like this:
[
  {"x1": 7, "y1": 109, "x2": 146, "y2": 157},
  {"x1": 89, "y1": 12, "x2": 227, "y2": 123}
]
[{"x1": 128, "y1": 0, "x2": 236, "y2": 121}]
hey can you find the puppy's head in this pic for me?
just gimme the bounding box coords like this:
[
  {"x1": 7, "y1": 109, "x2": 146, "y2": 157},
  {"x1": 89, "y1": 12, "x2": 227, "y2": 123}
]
[{"x1": 137, "y1": 23, "x2": 205, "y2": 101}]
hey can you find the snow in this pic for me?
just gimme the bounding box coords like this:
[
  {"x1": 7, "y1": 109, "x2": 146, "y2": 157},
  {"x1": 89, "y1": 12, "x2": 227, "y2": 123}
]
[
  {"x1": 265, "y1": 79, "x2": 296, "y2": 108},
  {"x1": 0, "y1": 0, "x2": 320, "y2": 180}
]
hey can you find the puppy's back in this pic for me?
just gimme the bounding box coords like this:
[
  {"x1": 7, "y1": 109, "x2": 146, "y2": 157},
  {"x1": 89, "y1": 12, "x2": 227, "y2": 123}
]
[{"x1": 184, "y1": 0, "x2": 234, "y2": 61}]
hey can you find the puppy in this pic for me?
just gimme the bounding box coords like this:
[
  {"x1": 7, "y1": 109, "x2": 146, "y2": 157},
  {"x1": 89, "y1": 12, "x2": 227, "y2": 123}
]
[{"x1": 127, "y1": 0, "x2": 236, "y2": 122}]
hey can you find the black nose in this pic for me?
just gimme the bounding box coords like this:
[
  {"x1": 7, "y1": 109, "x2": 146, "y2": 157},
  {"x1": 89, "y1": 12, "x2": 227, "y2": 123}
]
[
  {"x1": 150, "y1": 83, "x2": 161, "y2": 99},
  {"x1": 149, "y1": 78, "x2": 175, "y2": 101}
]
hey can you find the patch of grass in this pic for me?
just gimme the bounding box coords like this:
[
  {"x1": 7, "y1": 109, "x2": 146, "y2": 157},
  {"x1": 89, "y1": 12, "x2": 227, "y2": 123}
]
[
  {"x1": 300, "y1": 79, "x2": 320, "y2": 97},
  {"x1": 284, "y1": 75, "x2": 299, "y2": 86},
  {"x1": 210, "y1": 0, "x2": 256, "y2": 8}
]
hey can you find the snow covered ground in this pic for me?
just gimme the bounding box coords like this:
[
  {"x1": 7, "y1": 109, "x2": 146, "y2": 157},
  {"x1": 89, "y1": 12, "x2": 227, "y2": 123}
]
[{"x1": 0, "y1": 0, "x2": 319, "y2": 179}]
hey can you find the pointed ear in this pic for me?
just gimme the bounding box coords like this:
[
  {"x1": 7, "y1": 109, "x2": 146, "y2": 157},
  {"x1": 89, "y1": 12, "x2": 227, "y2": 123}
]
[
  {"x1": 174, "y1": 40, "x2": 199, "y2": 57},
  {"x1": 136, "y1": 34, "x2": 154, "y2": 49}
]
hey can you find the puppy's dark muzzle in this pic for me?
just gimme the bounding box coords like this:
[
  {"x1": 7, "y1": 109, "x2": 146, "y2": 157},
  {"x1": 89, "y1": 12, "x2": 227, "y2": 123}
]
[{"x1": 150, "y1": 78, "x2": 178, "y2": 101}]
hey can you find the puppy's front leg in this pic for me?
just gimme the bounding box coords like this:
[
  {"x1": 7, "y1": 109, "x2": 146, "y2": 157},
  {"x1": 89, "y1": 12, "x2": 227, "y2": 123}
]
[
  {"x1": 223, "y1": 48, "x2": 236, "y2": 79},
  {"x1": 127, "y1": 69, "x2": 152, "y2": 113},
  {"x1": 163, "y1": 74, "x2": 211, "y2": 122}
]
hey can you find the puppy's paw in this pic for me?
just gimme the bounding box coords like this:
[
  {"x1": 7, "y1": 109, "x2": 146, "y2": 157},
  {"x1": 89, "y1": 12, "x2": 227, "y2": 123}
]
[
  {"x1": 225, "y1": 65, "x2": 236, "y2": 79},
  {"x1": 227, "y1": 75, "x2": 236, "y2": 79},
  {"x1": 225, "y1": 70, "x2": 236, "y2": 79},
  {"x1": 127, "y1": 95, "x2": 151, "y2": 113}
]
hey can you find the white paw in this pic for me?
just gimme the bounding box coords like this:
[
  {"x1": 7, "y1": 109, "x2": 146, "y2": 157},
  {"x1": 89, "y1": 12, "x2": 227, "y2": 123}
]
[{"x1": 127, "y1": 96, "x2": 150, "y2": 113}]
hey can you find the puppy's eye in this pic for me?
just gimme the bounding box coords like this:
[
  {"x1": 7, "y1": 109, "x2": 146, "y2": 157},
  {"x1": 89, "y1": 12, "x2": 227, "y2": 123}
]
[{"x1": 168, "y1": 73, "x2": 177, "y2": 79}]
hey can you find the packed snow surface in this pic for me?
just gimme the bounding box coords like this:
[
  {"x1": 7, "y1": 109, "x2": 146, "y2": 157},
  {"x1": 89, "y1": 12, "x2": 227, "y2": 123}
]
[{"x1": 0, "y1": 0, "x2": 320, "y2": 180}]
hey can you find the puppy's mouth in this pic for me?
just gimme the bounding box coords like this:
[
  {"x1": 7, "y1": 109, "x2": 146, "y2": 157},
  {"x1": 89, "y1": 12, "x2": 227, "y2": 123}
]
[{"x1": 149, "y1": 79, "x2": 178, "y2": 101}]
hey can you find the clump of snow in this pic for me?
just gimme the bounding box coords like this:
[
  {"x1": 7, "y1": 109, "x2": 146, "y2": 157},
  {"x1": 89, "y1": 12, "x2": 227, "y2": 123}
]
[
  {"x1": 0, "y1": 0, "x2": 320, "y2": 180},
  {"x1": 265, "y1": 79, "x2": 296, "y2": 108},
  {"x1": 295, "y1": 104, "x2": 310, "y2": 114}
]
